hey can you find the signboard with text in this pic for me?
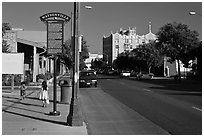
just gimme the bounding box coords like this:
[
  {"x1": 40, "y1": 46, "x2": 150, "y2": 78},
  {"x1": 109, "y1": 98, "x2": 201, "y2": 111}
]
[
  {"x1": 47, "y1": 20, "x2": 64, "y2": 55},
  {"x1": 40, "y1": 12, "x2": 70, "y2": 55}
]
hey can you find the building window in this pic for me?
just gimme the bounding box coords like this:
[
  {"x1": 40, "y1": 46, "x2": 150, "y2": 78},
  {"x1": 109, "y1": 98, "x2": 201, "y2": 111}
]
[
  {"x1": 130, "y1": 45, "x2": 132, "y2": 49},
  {"x1": 115, "y1": 39, "x2": 119, "y2": 45}
]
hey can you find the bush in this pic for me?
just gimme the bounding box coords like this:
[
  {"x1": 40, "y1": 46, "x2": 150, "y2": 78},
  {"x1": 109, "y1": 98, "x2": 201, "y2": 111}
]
[
  {"x1": 36, "y1": 74, "x2": 46, "y2": 82},
  {"x1": 2, "y1": 74, "x2": 22, "y2": 86},
  {"x1": 36, "y1": 72, "x2": 53, "y2": 82}
]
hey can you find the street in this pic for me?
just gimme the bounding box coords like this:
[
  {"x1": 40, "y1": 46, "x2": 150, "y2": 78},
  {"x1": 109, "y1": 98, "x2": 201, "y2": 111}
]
[{"x1": 96, "y1": 75, "x2": 202, "y2": 135}]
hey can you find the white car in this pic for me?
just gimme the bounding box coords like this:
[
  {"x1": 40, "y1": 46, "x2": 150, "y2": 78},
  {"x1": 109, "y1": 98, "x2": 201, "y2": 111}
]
[
  {"x1": 120, "y1": 71, "x2": 131, "y2": 77},
  {"x1": 137, "y1": 72, "x2": 154, "y2": 80}
]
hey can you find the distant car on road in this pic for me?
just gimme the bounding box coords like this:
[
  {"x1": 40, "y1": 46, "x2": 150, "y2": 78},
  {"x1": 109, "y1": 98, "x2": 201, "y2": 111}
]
[
  {"x1": 107, "y1": 69, "x2": 119, "y2": 75},
  {"x1": 136, "y1": 71, "x2": 154, "y2": 80},
  {"x1": 79, "y1": 70, "x2": 97, "y2": 87},
  {"x1": 120, "y1": 70, "x2": 131, "y2": 77}
]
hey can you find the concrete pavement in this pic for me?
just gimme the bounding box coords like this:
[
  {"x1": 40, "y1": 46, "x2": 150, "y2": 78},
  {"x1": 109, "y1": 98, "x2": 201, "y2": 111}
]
[
  {"x1": 2, "y1": 83, "x2": 169, "y2": 135},
  {"x1": 2, "y1": 86, "x2": 87, "y2": 135}
]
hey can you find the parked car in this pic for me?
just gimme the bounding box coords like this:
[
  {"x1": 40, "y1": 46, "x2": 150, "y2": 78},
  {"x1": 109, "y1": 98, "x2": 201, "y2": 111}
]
[
  {"x1": 107, "y1": 69, "x2": 118, "y2": 75},
  {"x1": 120, "y1": 70, "x2": 131, "y2": 77},
  {"x1": 136, "y1": 71, "x2": 154, "y2": 80},
  {"x1": 79, "y1": 70, "x2": 97, "y2": 87}
]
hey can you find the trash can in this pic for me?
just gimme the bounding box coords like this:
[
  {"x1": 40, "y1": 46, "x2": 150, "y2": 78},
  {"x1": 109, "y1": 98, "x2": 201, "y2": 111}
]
[{"x1": 59, "y1": 77, "x2": 72, "y2": 104}]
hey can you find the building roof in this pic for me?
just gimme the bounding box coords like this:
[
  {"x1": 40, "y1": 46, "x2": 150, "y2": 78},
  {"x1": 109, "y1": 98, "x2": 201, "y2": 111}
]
[
  {"x1": 17, "y1": 38, "x2": 46, "y2": 49},
  {"x1": 17, "y1": 30, "x2": 46, "y2": 46}
]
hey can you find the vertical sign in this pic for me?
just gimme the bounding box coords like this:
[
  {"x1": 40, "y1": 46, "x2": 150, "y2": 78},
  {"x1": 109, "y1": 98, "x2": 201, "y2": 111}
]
[{"x1": 47, "y1": 20, "x2": 64, "y2": 55}]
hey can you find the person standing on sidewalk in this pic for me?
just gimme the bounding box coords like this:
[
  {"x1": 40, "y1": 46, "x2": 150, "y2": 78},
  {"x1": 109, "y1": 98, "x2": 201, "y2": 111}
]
[
  {"x1": 40, "y1": 80, "x2": 49, "y2": 107},
  {"x1": 19, "y1": 81, "x2": 26, "y2": 100}
]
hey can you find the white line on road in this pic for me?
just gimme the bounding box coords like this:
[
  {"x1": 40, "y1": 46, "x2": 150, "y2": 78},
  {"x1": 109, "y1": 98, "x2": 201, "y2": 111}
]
[
  {"x1": 143, "y1": 88, "x2": 153, "y2": 92},
  {"x1": 192, "y1": 106, "x2": 202, "y2": 112}
]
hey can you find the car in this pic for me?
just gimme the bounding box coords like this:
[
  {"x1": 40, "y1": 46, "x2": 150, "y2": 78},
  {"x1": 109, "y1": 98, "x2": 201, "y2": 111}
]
[
  {"x1": 120, "y1": 70, "x2": 131, "y2": 77},
  {"x1": 88, "y1": 69, "x2": 97, "y2": 75},
  {"x1": 107, "y1": 69, "x2": 118, "y2": 75},
  {"x1": 79, "y1": 70, "x2": 97, "y2": 87},
  {"x1": 136, "y1": 71, "x2": 154, "y2": 80}
]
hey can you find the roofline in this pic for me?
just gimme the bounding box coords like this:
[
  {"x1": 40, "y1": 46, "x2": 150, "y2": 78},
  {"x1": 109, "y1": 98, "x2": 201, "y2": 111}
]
[{"x1": 17, "y1": 38, "x2": 46, "y2": 54}]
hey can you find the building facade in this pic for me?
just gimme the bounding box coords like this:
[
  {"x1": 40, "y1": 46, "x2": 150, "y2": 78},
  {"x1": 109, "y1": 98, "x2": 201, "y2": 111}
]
[
  {"x1": 103, "y1": 22, "x2": 157, "y2": 64},
  {"x1": 102, "y1": 23, "x2": 182, "y2": 77},
  {"x1": 3, "y1": 29, "x2": 56, "y2": 82}
]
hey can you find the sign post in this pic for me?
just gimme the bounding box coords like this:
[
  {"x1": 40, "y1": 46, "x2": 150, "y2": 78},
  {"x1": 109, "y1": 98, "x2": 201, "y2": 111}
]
[{"x1": 40, "y1": 12, "x2": 70, "y2": 116}]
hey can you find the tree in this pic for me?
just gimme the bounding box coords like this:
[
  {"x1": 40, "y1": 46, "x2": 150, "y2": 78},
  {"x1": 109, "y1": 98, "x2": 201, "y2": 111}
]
[
  {"x1": 58, "y1": 37, "x2": 90, "y2": 72},
  {"x1": 114, "y1": 51, "x2": 131, "y2": 70},
  {"x1": 156, "y1": 22, "x2": 200, "y2": 81},
  {"x1": 79, "y1": 36, "x2": 89, "y2": 70},
  {"x1": 91, "y1": 58, "x2": 107, "y2": 70},
  {"x1": 132, "y1": 43, "x2": 163, "y2": 73},
  {"x1": 2, "y1": 23, "x2": 11, "y2": 53}
]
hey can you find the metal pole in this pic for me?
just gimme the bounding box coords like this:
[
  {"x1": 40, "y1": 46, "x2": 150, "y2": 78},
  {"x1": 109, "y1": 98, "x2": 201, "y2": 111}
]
[
  {"x1": 67, "y1": 2, "x2": 83, "y2": 126},
  {"x1": 49, "y1": 56, "x2": 60, "y2": 116},
  {"x1": 76, "y1": 2, "x2": 80, "y2": 97}
]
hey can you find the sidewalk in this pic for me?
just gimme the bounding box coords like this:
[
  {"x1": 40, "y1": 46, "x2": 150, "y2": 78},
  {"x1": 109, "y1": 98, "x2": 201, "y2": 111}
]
[
  {"x1": 2, "y1": 83, "x2": 170, "y2": 135},
  {"x1": 2, "y1": 85, "x2": 88, "y2": 135}
]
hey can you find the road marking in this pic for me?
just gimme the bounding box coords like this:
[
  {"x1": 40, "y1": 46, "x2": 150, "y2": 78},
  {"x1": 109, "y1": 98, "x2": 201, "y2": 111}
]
[
  {"x1": 143, "y1": 88, "x2": 153, "y2": 92},
  {"x1": 192, "y1": 106, "x2": 202, "y2": 112}
]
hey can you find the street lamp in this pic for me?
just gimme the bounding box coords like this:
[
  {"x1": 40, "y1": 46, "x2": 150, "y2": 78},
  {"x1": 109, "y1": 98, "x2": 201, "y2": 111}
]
[
  {"x1": 189, "y1": 11, "x2": 202, "y2": 17},
  {"x1": 85, "y1": 5, "x2": 92, "y2": 10},
  {"x1": 67, "y1": 2, "x2": 92, "y2": 126}
]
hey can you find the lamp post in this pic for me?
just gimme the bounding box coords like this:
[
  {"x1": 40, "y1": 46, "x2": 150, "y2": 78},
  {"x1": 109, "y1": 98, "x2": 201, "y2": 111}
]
[
  {"x1": 189, "y1": 11, "x2": 202, "y2": 17},
  {"x1": 67, "y1": 2, "x2": 92, "y2": 126}
]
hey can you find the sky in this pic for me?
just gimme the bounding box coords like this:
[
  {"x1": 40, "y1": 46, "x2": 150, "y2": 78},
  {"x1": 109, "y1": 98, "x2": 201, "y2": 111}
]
[{"x1": 2, "y1": 1, "x2": 202, "y2": 54}]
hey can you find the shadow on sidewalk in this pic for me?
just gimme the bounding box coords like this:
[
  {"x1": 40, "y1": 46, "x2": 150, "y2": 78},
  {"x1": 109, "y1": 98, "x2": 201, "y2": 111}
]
[
  {"x1": 3, "y1": 103, "x2": 44, "y2": 114},
  {"x1": 3, "y1": 95, "x2": 20, "y2": 100},
  {"x1": 3, "y1": 110, "x2": 67, "y2": 126},
  {"x1": 2, "y1": 94, "x2": 70, "y2": 127}
]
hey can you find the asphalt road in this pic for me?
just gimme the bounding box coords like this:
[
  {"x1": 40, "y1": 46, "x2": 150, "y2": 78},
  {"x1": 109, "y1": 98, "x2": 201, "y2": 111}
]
[{"x1": 97, "y1": 76, "x2": 202, "y2": 135}]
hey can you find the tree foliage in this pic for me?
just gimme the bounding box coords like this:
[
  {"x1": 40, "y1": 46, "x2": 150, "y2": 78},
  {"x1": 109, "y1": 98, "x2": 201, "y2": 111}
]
[
  {"x1": 58, "y1": 37, "x2": 90, "y2": 71},
  {"x1": 156, "y1": 22, "x2": 200, "y2": 80},
  {"x1": 114, "y1": 43, "x2": 163, "y2": 73},
  {"x1": 156, "y1": 22, "x2": 200, "y2": 62},
  {"x1": 2, "y1": 23, "x2": 11, "y2": 53},
  {"x1": 91, "y1": 58, "x2": 107, "y2": 70}
]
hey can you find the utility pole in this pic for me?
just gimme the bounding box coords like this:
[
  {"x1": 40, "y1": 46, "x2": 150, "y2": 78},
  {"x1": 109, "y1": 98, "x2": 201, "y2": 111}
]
[{"x1": 67, "y1": 2, "x2": 83, "y2": 126}]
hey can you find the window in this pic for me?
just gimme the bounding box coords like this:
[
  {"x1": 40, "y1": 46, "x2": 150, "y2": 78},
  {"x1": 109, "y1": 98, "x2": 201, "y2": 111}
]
[
  {"x1": 115, "y1": 39, "x2": 119, "y2": 45},
  {"x1": 130, "y1": 45, "x2": 132, "y2": 49}
]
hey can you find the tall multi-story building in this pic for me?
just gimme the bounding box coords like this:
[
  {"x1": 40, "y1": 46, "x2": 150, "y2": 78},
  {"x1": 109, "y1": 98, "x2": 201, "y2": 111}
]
[
  {"x1": 103, "y1": 22, "x2": 157, "y2": 64},
  {"x1": 102, "y1": 23, "x2": 185, "y2": 77}
]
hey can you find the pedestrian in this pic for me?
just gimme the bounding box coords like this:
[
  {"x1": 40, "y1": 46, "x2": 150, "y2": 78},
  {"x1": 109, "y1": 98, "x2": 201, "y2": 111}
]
[
  {"x1": 40, "y1": 80, "x2": 49, "y2": 107},
  {"x1": 19, "y1": 81, "x2": 26, "y2": 100}
]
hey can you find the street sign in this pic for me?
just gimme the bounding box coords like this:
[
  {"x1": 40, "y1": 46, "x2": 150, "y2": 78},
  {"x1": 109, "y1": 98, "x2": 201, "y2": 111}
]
[
  {"x1": 47, "y1": 20, "x2": 64, "y2": 55},
  {"x1": 40, "y1": 12, "x2": 70, "y2": 116},
  {"x1": 40, "y1": 12, "x2": 70, "y2": 55}
]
